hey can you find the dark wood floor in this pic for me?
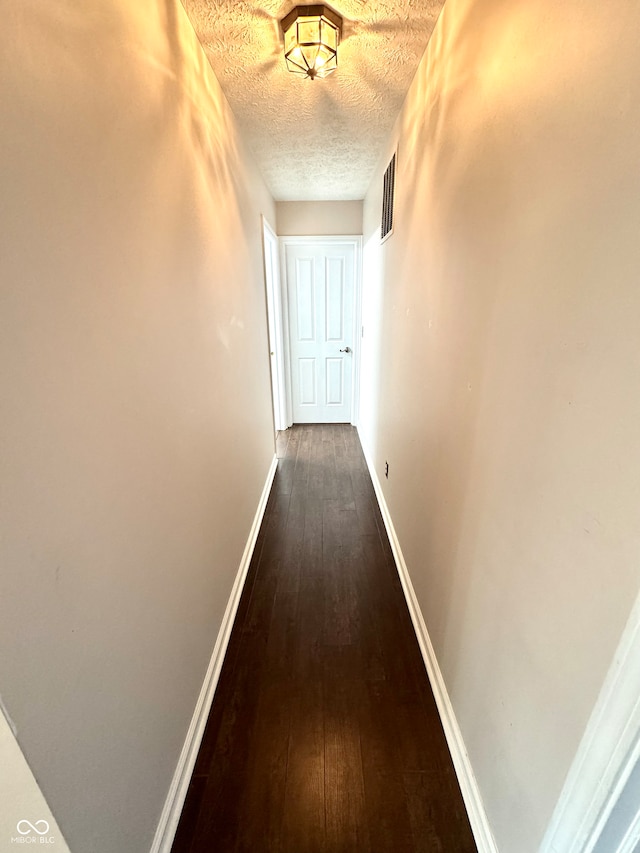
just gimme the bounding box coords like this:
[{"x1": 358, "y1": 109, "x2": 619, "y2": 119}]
[{"x1": 171, "y1": 424, "x2": 476, "y2": 853}]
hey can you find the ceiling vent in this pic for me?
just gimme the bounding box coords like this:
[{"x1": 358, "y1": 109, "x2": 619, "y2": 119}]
[{"x1": 381, "y1": 151, "x2": 396, "y2": 243}]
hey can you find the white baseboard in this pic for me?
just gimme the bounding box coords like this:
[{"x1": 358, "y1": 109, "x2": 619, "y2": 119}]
[
  {"x1": 359, "y1": 437, "x2": 498, "y2": 853},
  {"x1": 150, "y1": 455, "x2": 278, "y2": 853}
]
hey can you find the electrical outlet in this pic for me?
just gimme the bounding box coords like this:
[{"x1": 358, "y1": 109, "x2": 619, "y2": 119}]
[{"x1": 385, "y1": 461, "x2": 389, "y2": 478}]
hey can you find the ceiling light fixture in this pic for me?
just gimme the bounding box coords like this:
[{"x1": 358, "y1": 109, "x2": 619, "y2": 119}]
[{"x1": 281, "y1": 5, "x2": 342, "y2": 80}]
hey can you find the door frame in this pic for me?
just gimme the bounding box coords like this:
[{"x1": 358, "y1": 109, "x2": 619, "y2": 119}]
[
  {"x1": 279, "y1": 235, "x2": 362, "y2": 428},
  {"x1": 540, "y1": 589, "x2": 640, "y2": 852},
  {"x1": 261, "y1": 217, "x2": 287, "y2": 433}
]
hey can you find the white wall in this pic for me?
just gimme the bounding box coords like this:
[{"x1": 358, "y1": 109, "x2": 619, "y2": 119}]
[
  {"x1": 0, "y1": 2, "x2": 275, "y2": 852},
  {"x1": 276, "y1": 200, "x2": 363, "y2": 235},
  {"x1": 359, "y1": 0, "x2": 640, "y2": 849}
]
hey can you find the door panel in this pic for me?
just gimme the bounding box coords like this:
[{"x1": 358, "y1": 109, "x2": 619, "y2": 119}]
[
  {"x1": 295, "y1": 258, "x2": 315, "y2": 340},
  {"x1": 326, "y1": 259, "x2": 344, "y2": 340},
  {"x1": 285, "y1": 241, "x2": 355, "y2": 423},
  {"x1": 326, "y1": 358, "x2": 344, "y2": 405},
  {"x1": 299, "y1": 359, "x2": 317, "y2": 405}
]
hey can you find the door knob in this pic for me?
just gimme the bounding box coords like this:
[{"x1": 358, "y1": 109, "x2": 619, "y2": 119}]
[{"x1": 339, "y1": 346, "x2": 352, "y2": 354}]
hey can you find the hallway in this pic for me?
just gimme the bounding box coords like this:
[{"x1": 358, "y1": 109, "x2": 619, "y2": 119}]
[{"x1": 171, "y1": 424, "x2": 476, "y2": 852}]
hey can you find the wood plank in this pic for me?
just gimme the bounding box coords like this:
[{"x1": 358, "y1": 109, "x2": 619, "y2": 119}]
[
  {"x1": 280, "y1": 665, "x2": 325, "y2": 852},
  {"x1": 324, "y1": 645, "x2": 370, "y2": 853}
]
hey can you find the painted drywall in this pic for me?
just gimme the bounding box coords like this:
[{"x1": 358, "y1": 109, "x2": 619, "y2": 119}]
[
  {"x1": 0, "y1": 2, "x2": 275, "y2": 852},
  {"x1": 359, "y1": 0, "x2": 640, "y2": 849},
  {"x1": 276, "y1": 200, "x2": 363, "y2": 235}
]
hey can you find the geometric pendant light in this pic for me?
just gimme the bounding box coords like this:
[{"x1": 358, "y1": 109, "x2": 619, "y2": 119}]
[{"x1": 281, "y1": 5, "x2": 342, "y2": 80}]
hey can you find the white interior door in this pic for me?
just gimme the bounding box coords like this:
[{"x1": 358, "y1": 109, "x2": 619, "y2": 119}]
[{"x1": 284, "y1": 240, "x2": 356, "y2": 424}]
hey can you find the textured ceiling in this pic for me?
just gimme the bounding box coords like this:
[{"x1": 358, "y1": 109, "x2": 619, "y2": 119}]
[{"x1": 181, "y1": 0, "x2": 445, "y2": 200}]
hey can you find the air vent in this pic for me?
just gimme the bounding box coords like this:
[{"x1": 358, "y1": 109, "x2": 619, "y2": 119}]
[{"x1": 381, "y1": 151, "x2": 396, "y2": 243}]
